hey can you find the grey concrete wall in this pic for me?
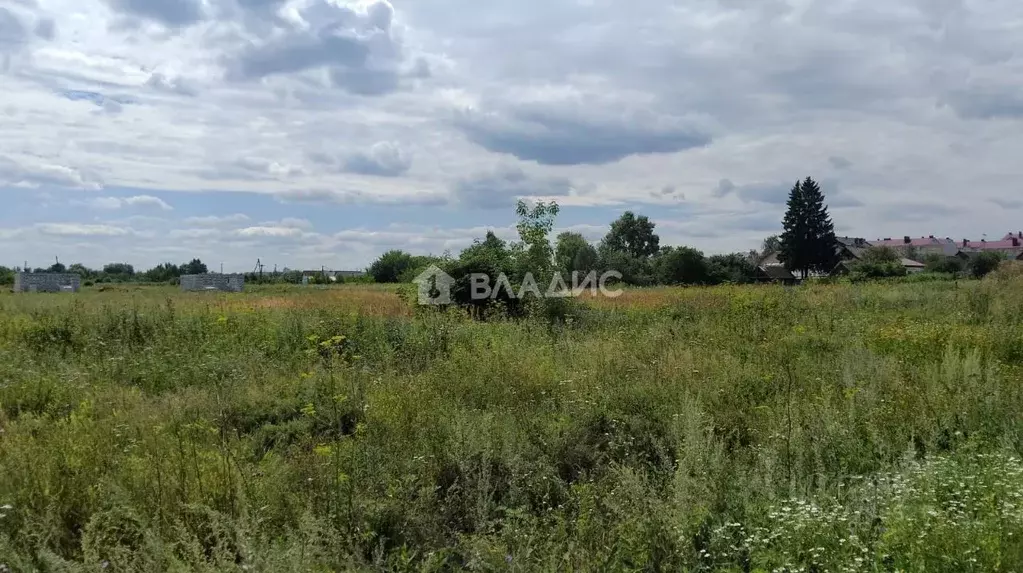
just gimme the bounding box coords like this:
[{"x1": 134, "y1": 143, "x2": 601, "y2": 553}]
[
  {"x1": 180, "y1": 274, "x2": 245, "y2": 292},
  {"x1": 14, "y1": 273, "x2": 81, "y2": 293}
]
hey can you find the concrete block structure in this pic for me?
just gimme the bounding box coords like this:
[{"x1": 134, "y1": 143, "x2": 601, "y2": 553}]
[
  {"x1": 14, "y1": 272, "x2": 81, "y2": 293},
  {"x1": 180, "y1": 273, "x2": 245, "y2": 292}
]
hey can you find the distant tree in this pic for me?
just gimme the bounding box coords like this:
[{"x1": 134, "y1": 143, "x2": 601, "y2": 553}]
[
  {"x1": 368, "y1": 250, "x2": 416, "y2": 283},
  {"x1": 762, "y1": 235, "x2": 782, "y2": 254},
  {"x1": 848, "y1": 247, "x2": 906, "y2": 281},
  {"x1": 970, "y1": 252, "x2": 1004, "y2": 278},
  {"x1": 397, "y1": 255, "x2": 446, "y2": 284},
  {"x1": 143, "y1": 263, "x2": 182, "y2": 283},
  {"x1": 555, "y1": 232, "x2": 598, "y2": 277},
  {"x1": 653, "y1": 246, "x2": 709, "y2": 285},
  {"x1": 182, "y1": 259, "x2": 208, "y2": 275},
  {"x1": 601, "y1": 212, "x2": 660, "y2": 260},
  {"x1": 0, "y1": 266, "x2": 13, "y2": 286},
  {"x1": 68, "y1": 263, "x2": 94, "y2": 278},
  {"x1": 47, "y1": 262, "x2": 67, "y2": 273},
  {"x1": 707, "y1": 253, "x2": 756, "y2": 285},
  {"x1": 515, "y1": 200, "x2": 560, "y2": 283},
  {"x1": 923, "y1": 253, "x2": 965, "y2": 275},
  {"x1": 778, "y1": 177, "x2": 839, "y2": 279},
  {"x1": 103, "y1": 263, "x2": 135, "y2": 277},
  {"x1": 598, "y1": 248, "x2": 654, "y2": 286},
  {"x1": 861, "y1": 246, "x2": 899, "y2": 264}
]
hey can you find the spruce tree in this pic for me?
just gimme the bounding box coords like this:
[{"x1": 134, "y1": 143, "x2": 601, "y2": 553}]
[{"x1": 778, "y1": 177, "x2": 838, "y2": 279}]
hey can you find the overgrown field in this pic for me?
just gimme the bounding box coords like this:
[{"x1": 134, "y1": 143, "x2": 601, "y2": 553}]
[{"x1": 3, "y1": 278, "x2": 1023, "y2": 571}]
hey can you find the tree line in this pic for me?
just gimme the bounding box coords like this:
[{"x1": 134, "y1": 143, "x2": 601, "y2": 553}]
[
  {"x1": 369, "y1": 205, "x2": 760, "y2": 289},
  {"x1": 0, "y1": 259, "x2": 209, "y2": 286}
]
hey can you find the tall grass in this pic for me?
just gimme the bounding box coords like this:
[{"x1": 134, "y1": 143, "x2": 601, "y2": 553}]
[{"x1": 1, "y1": 279, "x2": 1023, "y2": 571}]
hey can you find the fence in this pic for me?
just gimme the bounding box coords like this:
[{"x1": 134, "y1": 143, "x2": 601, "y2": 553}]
[
  {"x1": 180, "y1": 274, "x2": 245, "y2": 292},
  {"x1": 13, "y1": 273, "x2": 82, "y2": 293}
]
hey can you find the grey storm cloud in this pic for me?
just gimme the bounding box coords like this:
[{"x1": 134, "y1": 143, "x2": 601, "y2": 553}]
[
  {"x1": 454, "y1": 100, "x2": 712, "y2": 166},
  {"x1": 453, "y1": 166, "x2": 576, "y2": 209}
]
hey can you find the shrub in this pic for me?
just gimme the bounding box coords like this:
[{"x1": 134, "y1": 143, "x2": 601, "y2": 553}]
[{"x1": 970, "y1": 251, "x2": 1004, "y2": 278}]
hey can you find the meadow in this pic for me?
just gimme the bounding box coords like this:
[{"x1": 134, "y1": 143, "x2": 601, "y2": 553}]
[{"x1": 2, "y1": 276, "x2": 1023, "y2": 571}]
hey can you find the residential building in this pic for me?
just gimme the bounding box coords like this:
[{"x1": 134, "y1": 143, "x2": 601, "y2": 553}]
[{"x1": 872, "y1": 236, "x2": 958, "y2": 257}]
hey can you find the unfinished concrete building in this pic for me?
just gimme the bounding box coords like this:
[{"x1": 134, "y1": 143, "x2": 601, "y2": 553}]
[
  {"x1": 14, "y1": 272, "x2": 82, "y2": 293},
  {"x1": 180, "y1": 274, "x2": 245, "y2": 292}
]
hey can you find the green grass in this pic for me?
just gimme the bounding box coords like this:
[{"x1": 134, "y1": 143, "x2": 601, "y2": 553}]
[{"x1": 2, "y1": 279, "x2": 1023, "y2": 571}]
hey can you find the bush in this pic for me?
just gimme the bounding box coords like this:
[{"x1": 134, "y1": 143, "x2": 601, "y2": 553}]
[
  {"x1": 986, "y1": 260, "x2": 1023, "y2": 281},
  {"x1": 970, "y1": 252, "x2": 1005, "y2": 278},
  {"x1": 923, "y1": 254, "x2": 965, "y2": 275}
]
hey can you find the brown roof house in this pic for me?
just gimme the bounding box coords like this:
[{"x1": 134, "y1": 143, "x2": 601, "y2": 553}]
[{"x1": 755, "y1": 264, "x2": 798, "y2": 285}]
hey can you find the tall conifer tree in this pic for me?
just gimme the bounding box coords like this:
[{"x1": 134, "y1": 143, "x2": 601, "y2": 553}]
[{"x1": 778, "y1": 177, "x2": 838, "y2": 279}]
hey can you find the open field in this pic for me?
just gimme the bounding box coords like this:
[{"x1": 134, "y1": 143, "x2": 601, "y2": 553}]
[{"x1": 3, "y1": 278, "x2": 1023, "y2": 571}]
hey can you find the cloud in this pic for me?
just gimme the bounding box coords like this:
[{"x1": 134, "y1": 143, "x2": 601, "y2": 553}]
[
  {"x1": 145, "y1": 72, "x2": 198, "y2": 96},
  {"x1": 453, "y1": 165, "x2": 577, "y2": 209},
  {"x1": 235, "y1": 225, "x2": 305, "y2": 238},
  {"x1": 455, "y1": 95, "x2": 713, "y2": 165},
  {"x1": 183, "y1": 214, "x2": 251, "y2": 226},
  {"x1": 33, "y1": 16, "x2": 54, "y2": 40},
  {"x1": 714, "y1": 179, "x2": 792, "y2": 205},
  {"x1": 199, "y1": 157, "x2": 305, "y2": 181},
  {"x1": 275, "y1": 188, "x2": 448, "y2": 206},
  {"x1": 87, "y1": 195, "x2": 173, "y2": 210},
  {"x1": 991, "y1": 198, "x2": 1023, "y2": 210},
  {"x1": 35, "y1": 223, "x2": 133, "y2": 237},
  {"x1": 223, "y1": 0, "x2": 424, "y2": 96},
  {"x1": 829, "y1": 156, "x2": 853, "y2": 170},
  {"x1": 0, "y1": 7, "x2": 28, "y2": 52},
  {"x1": 104, "y1": 0, "x2": 205, "y2": 28},
  {"x1": 339, "y1": 141, "x2": 412, "y2": 177},
  {"x1": 0, "y1": 155, "x2": 102, "y2": 190}
]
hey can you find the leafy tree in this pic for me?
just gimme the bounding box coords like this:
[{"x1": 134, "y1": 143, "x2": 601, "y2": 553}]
[
  {"x1": 182, "y1": 259, "x2": 208, "y2": 275},
  {"x1": 555, "y1": 232, "x2": 598, "y2": 277},
  {"x1": 47, "y1": 262, "x2": 67, "y2": 273},
  {"x1": 515, "y1": 200, "x2": 560, "y2": 283},
  {"x1": 397, "y1": 255, "x2": 446, "y2": 284},
  {"x1": 653, "y1": 246, "x2": 708, "y2": 285},
  {"x1": 707, "y1": 253, "x2": 756, "y2": 285},
  {"x1": 847, "y1": 247, "x2": 907, "y2": 281},
  {"x1": 778, "y1": 177, "x2": 839, "y2": 279},
  {"x1": 970, "y1": 252, "x2": 1004, "y2": 278},
  {"x1": 0, "y1": 266, "x2": 13, "y2": 286},
  {"x1": 445, "y1": 231, "x2": 523, "y2": 318},
  {"x1": 601, "y1": 212, "x2": 660, "y2": 260},
  {"x1": 143, "y1": 263, "x2": 182, "y2": 283},
  {"x1": 103, "y1": 263, "x2": 135, "y2": 277},
  {"x1": 68, "y1": 263, "x2": 94, "y2": 279},
  {"x1": 761, "y1": 235, "x2": 781, "y2": 255},
  {"x1": 923, "y1": 254, "x2": 965, "y2": 275},
  {"x1": 368, "y1": 250, "x2": 416, "y2": 283},
  {"x1": 598, "y1": 248, "x2": 654, "y2": 286}
]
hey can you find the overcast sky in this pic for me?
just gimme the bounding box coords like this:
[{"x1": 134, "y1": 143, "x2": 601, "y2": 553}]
[{"x1": 1, "y1": 0, "x2": 1022, "y2": 272}]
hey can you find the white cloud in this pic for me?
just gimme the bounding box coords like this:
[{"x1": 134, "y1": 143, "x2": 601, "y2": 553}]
[
  {"x1": 86, "y1": 194, "x2": 172, "y2": 210},
  {"x1": 2, "y1": 0, "x2": 1023, "y2": 265},
  {"x1": 183, "y1": 214, "x2": 250, "y2": 226},
  {"x1": 35, "y1": 222, "x2": 133, "y2": 236}
]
